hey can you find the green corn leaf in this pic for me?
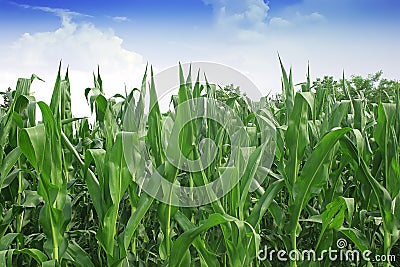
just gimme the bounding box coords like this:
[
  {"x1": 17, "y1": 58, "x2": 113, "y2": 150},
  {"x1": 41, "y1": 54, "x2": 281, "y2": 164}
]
[
  {"x1": 247, "y1": 179, "x2": 284, "y2": 228},
  {"x1": 340, "y1": 136, "x2": 397, "y2": 246},
  {"x1": 133, "y1": 65, "x2": 148, "y2": 135},
  {"x1": 0, "y1": 251, "x2": 6, "y2": 267},
  {"x1": 338, "y1": 227, "x2": 370, "y2": 252},
  {"x1": 170, "y1": 213, "x2": 240, "y2": 267},
  {"x1": 119, "y1": 192, "x2": 154, "y2": 252},
  {"x1": 18, "y1": 101, "x2": 70, "y2": 262},
  {"x1": 285, "y1": 92, "x2": 313, "y2": 192},
  {"x1": 239, "y1": 143, "x2": 267, "y2": 219},
  {"x1": 329, "y1": 100, "x2": 350, "y2": 131},
  {"x1": 0, "y1": 233, "x2": 21, "y2": 250},
  {"x1": 63, "y1": 240, "x2": 94, "y2": 267},
  {"x1": 315, "y1": 197, "x2": 351, "y2": 251},
  {"x1": 148, "y1": 66, "x2": 164, "y2": 167},
  {"x1": 0, "y1": 147, "x2": 21, "y2": 189},
  {"x1": 49, "y1": 62, "x2": 62, "y2": 120},
  {"x1": 374, "y1": 103, "x2": 399, "y2": 198},
  {"x1": 96, "y1": 132, "x2": 134, "y2": 258},
  {"x1": 174, "y1": 211, "x2": 219, "y2": 267},
  {"x1": 289, "y1": 127, "x2": 351, "y2": 233},
  {"x1": 83, "y1": 149, "x2": 105, "y2": 220},
  {"x1": 0, "y1": 207, "x2": 23, "y2": 238},
  {"x1": 278, "y1": 55, "x2": 294, "y2": 121},
  {"x1": 13, "y1": 248, "x2": 48, "y2": 265},
  {"x1": 42, "y1": 259, "x2": 57, "y2": 267}
]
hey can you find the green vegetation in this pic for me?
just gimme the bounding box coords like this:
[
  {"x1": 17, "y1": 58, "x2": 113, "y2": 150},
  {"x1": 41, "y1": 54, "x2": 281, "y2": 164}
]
[{"x1": 0, "y1": 60, "x2": 399, "y2": 266}]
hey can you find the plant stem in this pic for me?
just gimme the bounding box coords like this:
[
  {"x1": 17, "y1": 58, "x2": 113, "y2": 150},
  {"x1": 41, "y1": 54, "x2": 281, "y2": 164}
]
[
  {"x1": 50, "y1": 208, "x2": 59, "y2": 263},
  {"x1": 16, "y1": 130, "x2": 23, "y2": 250},
  {"x1": 384, "y1": 232, "x2": 391, "y2": 267},
  {"x1": 290, "y1": 228, "x2": 298, "y2": 267}
]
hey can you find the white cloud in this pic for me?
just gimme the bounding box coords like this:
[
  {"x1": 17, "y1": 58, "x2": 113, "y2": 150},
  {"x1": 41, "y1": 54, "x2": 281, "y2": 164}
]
[
  {"x1": 112, "y1": 16, "x2": 130, "y2": 22},
  {"x1": 269, "y1": 12, "x2": 325, "y2": 29},
  {"x1": 295, "y1": 12, "x2": 325, "y2": 23},
  {"x1": 269, "y1": 17, "x2": 291, "y2": 28},
  {"x1": 201, "y1": 0, "x2": 324, "y2": 39},
  {"x1": 0, "y1": 5, "x2": 146, "y2": 116},
  {"x1": 203, "y1": 0, "x2": 269, "y2": 32},
  {"x1": 11, "y1": 2, "x2": 92, "y2": 26}
]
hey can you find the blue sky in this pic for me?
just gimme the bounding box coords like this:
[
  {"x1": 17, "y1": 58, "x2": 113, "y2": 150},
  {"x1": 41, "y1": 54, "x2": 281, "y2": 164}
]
[{"x1": 0, "y1": 0, "x2": 399, "y2": 115}]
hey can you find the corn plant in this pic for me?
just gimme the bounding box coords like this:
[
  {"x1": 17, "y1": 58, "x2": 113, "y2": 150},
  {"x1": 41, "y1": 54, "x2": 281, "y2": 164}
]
[{"x1": 0, "y1": 58, "x2": 399, "y2": 267}]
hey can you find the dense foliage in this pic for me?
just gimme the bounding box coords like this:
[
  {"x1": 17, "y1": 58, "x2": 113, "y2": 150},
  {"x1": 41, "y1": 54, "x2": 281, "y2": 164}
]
[{"x1": 0, "y1": 61, "x2": 399, "y2": 266}]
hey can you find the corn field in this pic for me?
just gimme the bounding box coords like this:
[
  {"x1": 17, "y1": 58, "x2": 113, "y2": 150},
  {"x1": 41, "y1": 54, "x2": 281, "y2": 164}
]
[{"x1": 0, "y1": 59, "x2": 399, "y2": 266}]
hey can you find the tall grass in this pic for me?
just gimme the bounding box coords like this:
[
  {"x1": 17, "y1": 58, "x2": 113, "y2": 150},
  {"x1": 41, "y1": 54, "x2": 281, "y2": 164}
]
[{"x1": 0, "y1": 59, "x2": 399, "y2": 266}]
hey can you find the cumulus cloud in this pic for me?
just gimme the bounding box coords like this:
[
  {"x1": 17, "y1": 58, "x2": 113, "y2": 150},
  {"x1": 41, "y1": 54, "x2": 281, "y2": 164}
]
[
  {"x1": 202, "y1": 0, "x2": 324, "y2": 38},
  {"x1": 203, "y1": 0, "x2": 270, "y2": 32},
  {"x1": 0, "y1": 5, "x2": 146, "y2": 116},
  {"x1": 269, "y1": 12, "x2": 325, "y2": 29},
  {"x1": 269, "y1": 17, "x2": 291, "y2": 28}
]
